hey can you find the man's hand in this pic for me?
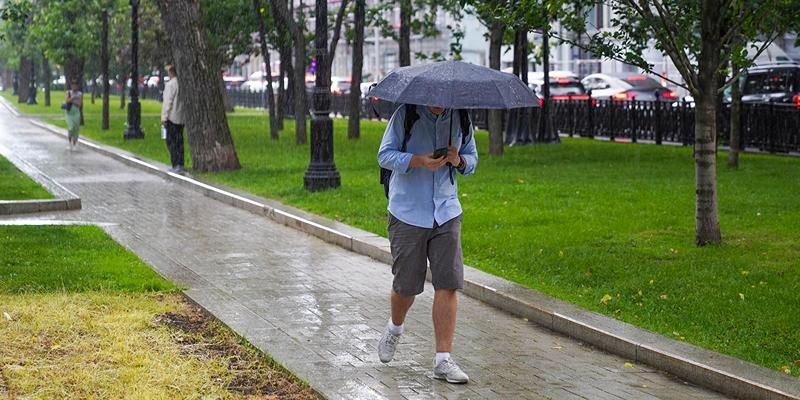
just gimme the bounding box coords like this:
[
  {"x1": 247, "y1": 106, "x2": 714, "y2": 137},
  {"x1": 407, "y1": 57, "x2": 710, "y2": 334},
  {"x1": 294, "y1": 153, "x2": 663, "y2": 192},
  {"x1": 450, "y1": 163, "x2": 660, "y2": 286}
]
[
  {"x1": 410, "y1": 154, "x2": 448, "y2": 171},
  {"x1": 445, "y1": 146, "x2": 461, "y2": 167}
]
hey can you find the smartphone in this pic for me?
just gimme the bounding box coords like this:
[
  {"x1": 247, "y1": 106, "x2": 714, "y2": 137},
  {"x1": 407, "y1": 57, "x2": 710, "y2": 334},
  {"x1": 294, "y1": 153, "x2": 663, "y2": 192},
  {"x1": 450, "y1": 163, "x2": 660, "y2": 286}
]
[{"x1": 433, "y1": 147, "x2": 448, "y2": 159}]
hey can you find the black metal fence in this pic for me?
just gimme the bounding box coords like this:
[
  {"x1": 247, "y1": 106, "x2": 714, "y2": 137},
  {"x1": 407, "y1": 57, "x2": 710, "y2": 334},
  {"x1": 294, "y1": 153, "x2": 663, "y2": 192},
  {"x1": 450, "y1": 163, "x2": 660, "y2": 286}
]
[
  {"x1": 116, "y1": 84, "x2": 799, "y2": 154},
  {"x1": 550, "y1": 99, "x2": 800, "y2": 153}
]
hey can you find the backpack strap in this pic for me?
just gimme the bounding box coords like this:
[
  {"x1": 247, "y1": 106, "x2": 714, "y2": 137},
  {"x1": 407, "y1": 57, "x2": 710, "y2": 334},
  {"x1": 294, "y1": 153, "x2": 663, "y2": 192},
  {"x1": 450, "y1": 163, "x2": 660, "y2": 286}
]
[
  {"x1": 381, "y1": 104, "x2": 420, "y2": 198},
  {"x1": 458, "y1": 109, "x2": 472, "y2": 145},
  {"x1": 402, "y1": 104, "x2": 419, "y2": 151}
]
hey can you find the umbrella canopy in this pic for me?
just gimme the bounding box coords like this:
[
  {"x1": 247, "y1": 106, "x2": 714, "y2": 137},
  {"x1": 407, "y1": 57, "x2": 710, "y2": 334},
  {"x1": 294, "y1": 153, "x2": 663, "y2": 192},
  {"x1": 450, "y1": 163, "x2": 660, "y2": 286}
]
[{"x1": 368, "y1": 60, "x2": 539, "y2": 109}]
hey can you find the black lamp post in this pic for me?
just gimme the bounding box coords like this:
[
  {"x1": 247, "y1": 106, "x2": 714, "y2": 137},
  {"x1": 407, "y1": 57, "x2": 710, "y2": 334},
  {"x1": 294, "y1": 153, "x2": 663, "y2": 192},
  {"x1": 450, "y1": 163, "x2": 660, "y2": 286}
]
[
  {"x1": 26, "y1": 60, "x2": 37, "y2": 105},
  {"x1": 304, "y1": 0, "x2": 341, "y2": 191},
  {"x1": 124, "y1": 0, "x2": 144, "y2": 139}
]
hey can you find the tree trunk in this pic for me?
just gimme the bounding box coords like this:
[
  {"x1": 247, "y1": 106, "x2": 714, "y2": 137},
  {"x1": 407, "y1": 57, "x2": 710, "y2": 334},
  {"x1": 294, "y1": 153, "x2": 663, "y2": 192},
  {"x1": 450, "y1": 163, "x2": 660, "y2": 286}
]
[
  {"x1": 488, "y1": 20, "x2": 504, "y2": 155},
  {"x1": 17, "y1": 58, "x2": 31, "y2": 103},
  {"x1": 271, "y1": 0, "x2": 307, "y2": 144},
  {"x1": 101, "y1": 7, "x2": 110, "y2": 130},
  {"x1": 538, "y1": 23, "x2": 557, "y2": 143},
  {"x1": 220, "y1": 75, "x2": 235, "y2": 112},
  {"x1": 728, "y1": 65, "x2": 741, "y2": 168},
  {"x1": 120, "y1": 69, "x2": 127, "y2": 109},
  {"x1": 292, "y1": 37, "x2": 307, "y2": 144},
  {"x1": 399, "y1": 0, "x2": 411, "y2": 67},
  {"x1": 254, "y1": 0, "x2": 278, "y2": 140},
  {"x1": 348, "y1": 0, "x2": 366, "y2": 140},
  {"x1": 273, "y1": 0, "x2": 289, "y2": 129},
  {"x1": 157, "y1": 0, "x2": 241, "y2": 172},
  {"x1": 693, "y1": 0, "x2": 723, "y2": 245},
  {"x1": 42, "y1": 56, "x2": 52, "y2": 107}
]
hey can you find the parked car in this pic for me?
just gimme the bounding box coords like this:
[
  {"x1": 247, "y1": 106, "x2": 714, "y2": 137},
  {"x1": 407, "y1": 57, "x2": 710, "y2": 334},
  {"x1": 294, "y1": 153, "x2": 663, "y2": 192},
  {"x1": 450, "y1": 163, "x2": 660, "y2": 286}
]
[
  {"x1": 222, "y1": 75, "x2": 245, "y2": 89},
  {"x1": 740, "y1": 63, "x2": 800, "y2": 105},
  {"x1": 529, "y1": 76, "x2": 590, "y2": 103},
  {"x1": 330, "y1": 77, "x2": 351, "y2": 95},
  {"x1": 582, "y1": 73, "x2": 678, "y2": 101}
]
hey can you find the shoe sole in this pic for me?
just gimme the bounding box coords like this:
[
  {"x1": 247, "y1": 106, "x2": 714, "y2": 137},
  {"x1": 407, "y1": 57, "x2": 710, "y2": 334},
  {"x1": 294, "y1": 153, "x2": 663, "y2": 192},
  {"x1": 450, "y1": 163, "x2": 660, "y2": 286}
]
[{"x1": 432, "y1": 374, "x2": 468, "y2": 384}]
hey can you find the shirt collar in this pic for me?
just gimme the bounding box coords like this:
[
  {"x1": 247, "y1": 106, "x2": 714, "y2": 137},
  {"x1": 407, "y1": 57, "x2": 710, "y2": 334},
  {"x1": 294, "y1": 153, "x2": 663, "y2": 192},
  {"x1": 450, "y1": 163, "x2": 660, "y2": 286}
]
[{"x1": 419, "y1": 106, "x2": 452, "y2": 122}]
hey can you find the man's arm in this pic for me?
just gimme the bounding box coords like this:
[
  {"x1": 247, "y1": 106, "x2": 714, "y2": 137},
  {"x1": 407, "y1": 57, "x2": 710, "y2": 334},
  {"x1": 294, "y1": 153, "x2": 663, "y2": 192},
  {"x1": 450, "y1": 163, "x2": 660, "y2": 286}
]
[
  {"x1": 161, "y1": 82, "x2": 174, "y2": 124},
  {"x1": 456, "y1": 124, "x2": 478, "y2": 175}
]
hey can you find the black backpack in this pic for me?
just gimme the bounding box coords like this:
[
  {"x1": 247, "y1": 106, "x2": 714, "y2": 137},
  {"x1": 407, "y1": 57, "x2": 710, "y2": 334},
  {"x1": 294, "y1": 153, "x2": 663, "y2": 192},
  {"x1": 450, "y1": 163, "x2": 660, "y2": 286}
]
[{"x1": 380, "y1": 104, "x2": 473, "y2": 198}]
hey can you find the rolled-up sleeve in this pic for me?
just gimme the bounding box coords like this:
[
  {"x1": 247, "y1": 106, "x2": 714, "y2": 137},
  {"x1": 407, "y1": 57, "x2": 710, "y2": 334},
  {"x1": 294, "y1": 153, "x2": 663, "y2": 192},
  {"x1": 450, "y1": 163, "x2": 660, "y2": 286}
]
[
  {"x1": 377, "y1": 106, "x2": 414, "y2": 174},
  {"x1": 457, "y1": 123, "x2": 478, "y2": 175}
]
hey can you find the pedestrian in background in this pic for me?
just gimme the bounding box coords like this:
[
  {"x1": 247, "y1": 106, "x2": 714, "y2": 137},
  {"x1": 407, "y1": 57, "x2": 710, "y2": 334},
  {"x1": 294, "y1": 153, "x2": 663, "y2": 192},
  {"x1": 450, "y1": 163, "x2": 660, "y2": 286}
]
[
  {"x1": 161, "y1": 64, "x2": 185, "y2": 173},
  {"x1": 64, "y1": 80, "x2": 82, "y2": 149}
]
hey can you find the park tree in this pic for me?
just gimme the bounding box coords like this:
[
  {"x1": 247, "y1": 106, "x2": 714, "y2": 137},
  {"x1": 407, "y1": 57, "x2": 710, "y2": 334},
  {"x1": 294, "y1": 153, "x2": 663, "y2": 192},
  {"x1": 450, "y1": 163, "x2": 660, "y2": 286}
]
[
  {"x1": 270, "y1": 0, "x2": 309, "y2": 144},
  {"x1": 464, "y1": 0, "x2": 506, "y2": 155},
  {"x1": 253, "y1": 0, "x2": 279, "y2": 140},
  {"x1": 348, "y1": 0, "x2": 366, "y2": 140},
  {"x1": 369, "y1": 0, "x2": 444, "y2": 67},
  {"x1": 519, "y1": 0, "x2": 800, "y2": 244},
  {"x1": 156, "y1": 0, "x2": 241, "y2": 172},
  {"x1": 202, "y1": 0, "x2": 257, "y2": 113}
]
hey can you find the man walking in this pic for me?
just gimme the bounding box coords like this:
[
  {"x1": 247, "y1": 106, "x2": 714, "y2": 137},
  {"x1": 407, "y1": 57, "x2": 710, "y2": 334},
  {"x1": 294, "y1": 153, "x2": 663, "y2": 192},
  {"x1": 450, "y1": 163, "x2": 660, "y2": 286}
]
[
  {"x1": 376, "y1": 104, "x2": 478, "y2": 384},
  {"x1": 161, "y1": 65, "x2": 185, "y2": 173}
]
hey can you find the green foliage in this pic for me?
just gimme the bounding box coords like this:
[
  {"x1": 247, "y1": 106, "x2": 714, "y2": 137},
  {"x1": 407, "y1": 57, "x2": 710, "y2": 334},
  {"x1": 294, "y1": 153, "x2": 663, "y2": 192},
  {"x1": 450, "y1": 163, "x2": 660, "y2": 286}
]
[
  {"x1": 29, "y1": 0, "x2": 100, "y2": 67},
  {"x1": 202, "y1": 0, "x2": 257, "y2": 66},
  {"x1": 0, "y1": 225, "x2": 177, "y2": 294}
]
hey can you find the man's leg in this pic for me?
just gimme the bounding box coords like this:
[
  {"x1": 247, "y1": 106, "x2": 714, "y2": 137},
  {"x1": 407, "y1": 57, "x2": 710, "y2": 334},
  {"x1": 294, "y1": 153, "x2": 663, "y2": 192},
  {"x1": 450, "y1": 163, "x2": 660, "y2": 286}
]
[
  {"x1": 165, "y1": 122, "x2": 178, "y2": 168},
  {"x1": 391, "y1": 289, "x2": 415, "y2": 326},
  {"x1": 432, "y1": 288, "x2": 457, "y2": 352},
  {"x1": 175, "y1": 124, "x2": 185, "y2": 168},
  {"x1": 428, "y1": 215, "x2": 468, "y2": 383}
]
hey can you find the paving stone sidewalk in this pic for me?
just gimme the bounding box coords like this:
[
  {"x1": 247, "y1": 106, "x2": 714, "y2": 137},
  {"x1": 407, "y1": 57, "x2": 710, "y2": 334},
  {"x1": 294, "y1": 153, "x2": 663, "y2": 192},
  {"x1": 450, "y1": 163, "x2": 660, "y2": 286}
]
[{"x1": 0, "y1": 109, "x2": 730, "y2": 400}]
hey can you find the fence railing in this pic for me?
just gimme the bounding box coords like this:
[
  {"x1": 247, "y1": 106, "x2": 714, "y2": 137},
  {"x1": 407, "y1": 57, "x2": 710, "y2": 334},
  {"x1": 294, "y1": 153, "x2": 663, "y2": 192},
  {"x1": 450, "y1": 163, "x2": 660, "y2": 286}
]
[
  {"x1": 114, "y1": 85, "x2": 800, "y2": 154},
  {"x1": 550, "y1": 99, "x2": 800, "y2": 153}
]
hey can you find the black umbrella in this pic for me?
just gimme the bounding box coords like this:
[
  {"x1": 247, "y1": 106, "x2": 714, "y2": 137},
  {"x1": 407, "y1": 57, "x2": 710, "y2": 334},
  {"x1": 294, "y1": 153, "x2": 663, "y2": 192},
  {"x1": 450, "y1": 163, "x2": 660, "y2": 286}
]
[{"x1": 368, "y1": 60, "x2": 539, "y2": 109}]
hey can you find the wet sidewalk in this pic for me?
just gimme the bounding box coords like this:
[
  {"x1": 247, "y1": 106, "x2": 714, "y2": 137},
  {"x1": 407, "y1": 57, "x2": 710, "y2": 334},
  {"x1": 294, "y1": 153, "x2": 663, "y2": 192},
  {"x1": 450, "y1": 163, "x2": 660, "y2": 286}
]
[{"x1": 0, "y1": 107, "x2": 729, "y2": 399}]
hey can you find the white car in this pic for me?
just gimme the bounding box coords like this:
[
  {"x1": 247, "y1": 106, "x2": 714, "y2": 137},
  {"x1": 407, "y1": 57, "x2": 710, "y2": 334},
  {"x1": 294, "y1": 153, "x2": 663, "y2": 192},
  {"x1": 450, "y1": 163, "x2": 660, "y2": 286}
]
[{"x1": 582, "y1": 73, "x2": 678, "y2": 102}]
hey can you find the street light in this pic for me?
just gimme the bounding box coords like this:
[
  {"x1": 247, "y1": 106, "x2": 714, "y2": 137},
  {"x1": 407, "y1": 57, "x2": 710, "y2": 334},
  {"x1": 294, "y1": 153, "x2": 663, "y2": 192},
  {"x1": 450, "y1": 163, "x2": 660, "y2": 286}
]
[
  {"x1": 124, "y1": 0, "x2": 144, "y2": 139},
  {"x1": 303, "y1": 0, "x2": 340, "y2": 191}
]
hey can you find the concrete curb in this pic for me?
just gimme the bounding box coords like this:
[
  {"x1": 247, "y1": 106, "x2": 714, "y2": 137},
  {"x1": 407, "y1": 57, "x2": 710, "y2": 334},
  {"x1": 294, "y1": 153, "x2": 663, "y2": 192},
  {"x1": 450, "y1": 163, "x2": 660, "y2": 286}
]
[
  {"x1": 27, "y1": 117, "x2": 799, "y2": 400},
  {"x1": 0, "y1": 142, "x2": 81, "y2": 215}
]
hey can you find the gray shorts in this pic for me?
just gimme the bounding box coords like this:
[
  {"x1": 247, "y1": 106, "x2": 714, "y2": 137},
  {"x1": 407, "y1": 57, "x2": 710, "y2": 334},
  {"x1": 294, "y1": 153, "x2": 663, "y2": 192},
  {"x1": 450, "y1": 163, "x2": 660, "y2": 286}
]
[{"x1": 387, "y1": 213, "x2": 464, "y2": 296}]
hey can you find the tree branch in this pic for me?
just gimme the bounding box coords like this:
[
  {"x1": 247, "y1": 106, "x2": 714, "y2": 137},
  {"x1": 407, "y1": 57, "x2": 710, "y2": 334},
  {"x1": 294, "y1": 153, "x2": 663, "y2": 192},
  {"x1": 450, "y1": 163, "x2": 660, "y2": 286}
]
[
  {"x1": 328, "y1": 0, "x2": 350, "y2": 69},
  {"x1": 270, "y1": 0, "x2": 301, "y2": 41},
  {"x1": 639, "y1": 0, "x2": 700, "y2": 92},
  {"x1": 717, "y1": 32, "x2": 780, "y2": 93},
  {"x1": 550, "y1": 31, "x2": 689, "y2": 90}
]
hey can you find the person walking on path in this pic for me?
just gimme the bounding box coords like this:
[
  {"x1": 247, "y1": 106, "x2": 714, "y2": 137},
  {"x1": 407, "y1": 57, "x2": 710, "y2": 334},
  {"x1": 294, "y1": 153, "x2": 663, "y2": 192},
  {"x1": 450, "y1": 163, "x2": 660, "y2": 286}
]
[
  {"x1": 64, "y1": 80, "x2": 82, "y2": 149},
  {"x1": 376, "y1": 104, "x2": 478, "y2": 384},
  {"x1": 161, "y1": 65, "x2": 186, "y2": 173}
]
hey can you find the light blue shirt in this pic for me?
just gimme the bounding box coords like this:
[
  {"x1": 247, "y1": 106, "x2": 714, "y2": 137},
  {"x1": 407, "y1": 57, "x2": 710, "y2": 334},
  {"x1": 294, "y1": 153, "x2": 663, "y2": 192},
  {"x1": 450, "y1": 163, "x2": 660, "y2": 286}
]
[{"x1": 377, "y1": 105, "x2": 478, "y2": 228}]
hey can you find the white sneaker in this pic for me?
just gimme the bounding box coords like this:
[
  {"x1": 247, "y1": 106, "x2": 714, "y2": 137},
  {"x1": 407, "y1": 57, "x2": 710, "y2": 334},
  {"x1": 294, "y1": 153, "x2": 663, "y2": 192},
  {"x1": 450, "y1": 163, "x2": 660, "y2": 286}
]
[
  {"x1": 433, "y1": 357, "x2": 469, "y2": 384},
  {"x1": 378, "y1": 327, "x2": 400, "y2": 363}
]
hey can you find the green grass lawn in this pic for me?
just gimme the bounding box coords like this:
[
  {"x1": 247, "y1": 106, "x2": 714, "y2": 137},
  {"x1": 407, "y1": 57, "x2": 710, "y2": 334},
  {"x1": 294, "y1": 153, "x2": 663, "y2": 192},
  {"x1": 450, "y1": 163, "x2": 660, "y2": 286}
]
[
  {"x1": 0, "y1": 89, "x2": 162, "y2": 116},
  {"x1": 0, "y1": 225, "x2": 176, "y2": 293},
  {"x1": 0, "y1": 225, "x2": 318, "y2": 398},
  {"x1": 0, "y1": 154, "x2": 53, "y2": 200},
  {"x1": 4, "y1": 89, "x2": 798, "y2": 376}
]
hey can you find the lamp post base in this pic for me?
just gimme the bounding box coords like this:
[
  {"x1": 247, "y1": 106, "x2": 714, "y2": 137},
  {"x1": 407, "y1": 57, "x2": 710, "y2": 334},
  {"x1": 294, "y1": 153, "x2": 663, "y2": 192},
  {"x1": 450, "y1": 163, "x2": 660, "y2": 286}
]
[
  {"x1": 123, "y1": 101, "x2": 144, "y2": 140},
  {"x1": 304, "y1": 164, "x2": 340, "y2": 192}
]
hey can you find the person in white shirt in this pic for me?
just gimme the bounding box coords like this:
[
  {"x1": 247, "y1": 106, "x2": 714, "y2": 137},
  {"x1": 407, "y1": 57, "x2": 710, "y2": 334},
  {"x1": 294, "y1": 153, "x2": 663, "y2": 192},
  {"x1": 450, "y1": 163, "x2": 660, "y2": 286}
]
[{"x1": 161, "y1": 65, "x2": 186, "y2": 172}]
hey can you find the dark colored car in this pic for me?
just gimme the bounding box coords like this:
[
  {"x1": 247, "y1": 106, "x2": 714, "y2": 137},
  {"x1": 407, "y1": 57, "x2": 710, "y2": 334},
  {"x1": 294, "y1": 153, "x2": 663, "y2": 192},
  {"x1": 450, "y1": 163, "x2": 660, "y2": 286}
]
[{"x1": 741, "y1": 63, "x2": 800, "y2": 105}]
